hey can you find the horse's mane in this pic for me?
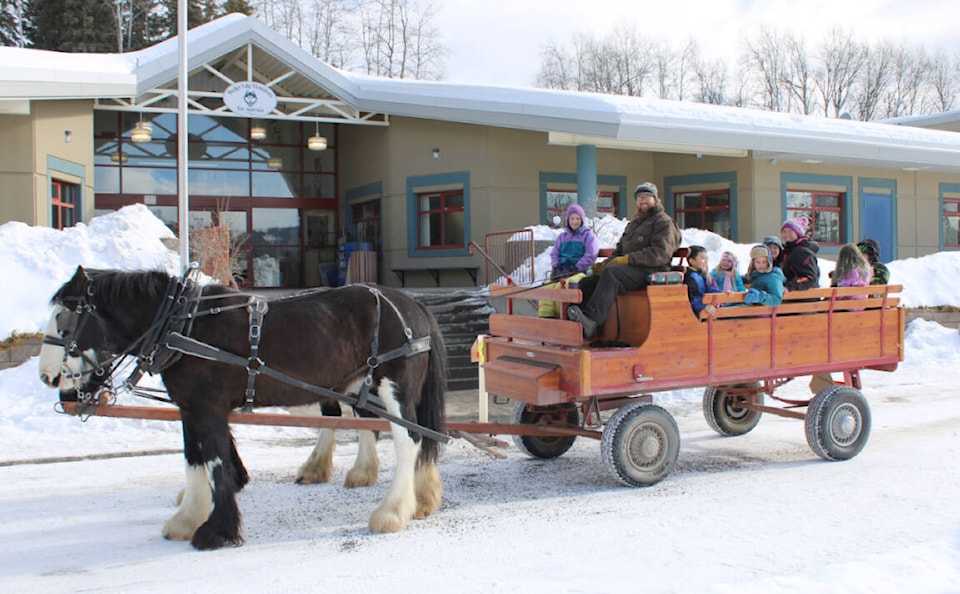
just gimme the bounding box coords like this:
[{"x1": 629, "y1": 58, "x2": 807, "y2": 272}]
[{"x1": 66, "y1": 269, "x2": 172, "y2": 310}]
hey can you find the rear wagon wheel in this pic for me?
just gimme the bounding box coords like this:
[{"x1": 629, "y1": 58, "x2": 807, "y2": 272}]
[
  {"x1": 510, "y1": 402, "x2": 579, "y2": 459},
  {"x1": 601, "y1": 402, "x2": 679, "y2": 487},
  {"x1": 805, "y1": 385, "x2": 871, "y2": 460}
]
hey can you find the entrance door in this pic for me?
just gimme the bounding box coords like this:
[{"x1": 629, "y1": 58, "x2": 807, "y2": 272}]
[{"x1": 860, "y1": 192, "x2": 895, "y2": 261}]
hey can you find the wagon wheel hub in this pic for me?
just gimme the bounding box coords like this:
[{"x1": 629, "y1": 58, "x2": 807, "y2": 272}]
[{"x1": 831, "y1": 403, "x2": 861, "y2": 445}]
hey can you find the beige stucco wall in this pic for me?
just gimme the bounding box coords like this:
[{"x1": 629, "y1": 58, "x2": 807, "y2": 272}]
[{"x1": 0, "y1": 100, "x2": 95, "y2": 227}]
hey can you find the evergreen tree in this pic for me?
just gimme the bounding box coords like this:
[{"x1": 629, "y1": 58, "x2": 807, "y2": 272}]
[
  {"x1": 0, "y1": 0, "x2": 29, "y2": 47},
  {"x1": 29, "y1": 0, "x2": 116, "y2": 52},
  {"x1": 147, "y1": 0, "x2": 204, "y2": 43},
  {"x1": 221, "y1": 0, "x2": 251, "y2": 15}
]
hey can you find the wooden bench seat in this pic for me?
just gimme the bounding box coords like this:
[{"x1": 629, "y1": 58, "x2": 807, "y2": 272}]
[{"x1": 391, "y1": 265, "x2": 479, "y2": 287}]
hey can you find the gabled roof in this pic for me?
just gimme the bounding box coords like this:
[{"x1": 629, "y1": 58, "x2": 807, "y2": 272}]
[{"x1": 3, "y1": 14, "x2": 960, "y2": 174}]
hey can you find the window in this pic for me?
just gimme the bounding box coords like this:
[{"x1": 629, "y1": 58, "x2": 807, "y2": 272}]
[
  {"x1": 674, "y1": 190, "x2": 731, "y2": 238},
  {"x1": 546, "y1": 190, "x2": 618, "y2": 223},
  {"x1": 51, "y1": 180, "x2": 80, "y2": 229},
  {"x1": 352, "y1": 200, "x2": 381, "y2": 250},
  {"x1": 786, "y1": 190, "x2": 844, "y2": 245},
  {"x1": 945, "y1": 196, "x2": 960, "y2": 248},
  {"x1": 417, "y1": 190, "x2": 464, "y2": 249}
]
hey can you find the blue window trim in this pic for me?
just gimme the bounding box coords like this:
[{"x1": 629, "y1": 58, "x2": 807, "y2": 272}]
[
  {"x1": 406, "y1": 171, "x2": 470, "y2": 258},
  {"x1": 781, "y1": 172, "x2": 853, "y2": 255},
  {"x1": 940, "y1": 182, "x2": 960, "y2": 251},
  {"x1": 538, "y1": 172, "x2": 628, "y2": 224},
  {"x1": 46, "y1": 156, "x2": 86, "y2": 225},
  {"x1": 345, "y1": 181, "x2": 383, "y2": 247},
  {"x1": 858, "y1": 177, "x2": 898, "y2": 260},
  {"x1": 663, "y1": 172, "x2": 738, "y2": 240}
]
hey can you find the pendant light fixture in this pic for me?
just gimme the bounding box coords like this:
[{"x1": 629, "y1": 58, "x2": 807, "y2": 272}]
[
  {"x1": 307, "y1": 121, "x2": 327, "y2": 151},
  {"x1": 250, "y1": 122, "x2": 267, "y2": 141},
  {"x1": 131, "y1": 113, "x2": 152, "y2": 143}
]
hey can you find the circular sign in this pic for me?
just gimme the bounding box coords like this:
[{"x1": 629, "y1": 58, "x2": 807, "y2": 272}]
[{"x1": 223, "y1": 82, "x2": 278, "y2": 116}]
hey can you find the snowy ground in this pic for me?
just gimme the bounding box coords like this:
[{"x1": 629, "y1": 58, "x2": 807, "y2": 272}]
[{"x1": 1, "y1": 206, "x2": 959, "y2": 592}]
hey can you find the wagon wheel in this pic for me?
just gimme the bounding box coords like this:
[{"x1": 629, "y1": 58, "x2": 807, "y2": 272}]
[
  {"x1": 805, "y1": 385, "x2": 871, "y2": 460},
  {"x1": 510, "y1": 402, "x2": 580, "y2": 459},
  {"x1": 601, "y1": 402, "x2": 680, "y2": 487},
  {"x1": 702, "y1": 383, "x2": 763, "y2": 436}
]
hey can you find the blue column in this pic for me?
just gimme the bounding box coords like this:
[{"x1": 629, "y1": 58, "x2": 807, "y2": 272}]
[{"x1": 576, "y1": 144, "x2": 598, "y2": 217}]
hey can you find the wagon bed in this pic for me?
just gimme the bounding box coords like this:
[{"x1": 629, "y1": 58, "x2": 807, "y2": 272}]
[{"x1": 472, "y1": 280, "x2": 904, "y2": 485}]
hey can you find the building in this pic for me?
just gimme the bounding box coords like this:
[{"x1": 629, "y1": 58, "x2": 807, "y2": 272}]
[{"x1": 2, "y1": 14, "x2": 960, "y2": 289}]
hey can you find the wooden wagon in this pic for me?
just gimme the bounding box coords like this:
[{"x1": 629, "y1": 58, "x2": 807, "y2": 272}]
[{"x1": 475, "y1": 277, "x2": 904, "y2": 486}]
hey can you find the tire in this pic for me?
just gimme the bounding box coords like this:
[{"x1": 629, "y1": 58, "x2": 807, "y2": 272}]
[
  {"x1": 702, "y1": 383, "x2": 763, "y2": 436},
  {"x1": 601, "y1": 402, "x2": 680, "y2": 487},
  {"x1": 510, "y1": 401, "x2": 579, "y2": 459},
  {"x1": 805, "y1": 385, "x2": 871, "y2": 461}
]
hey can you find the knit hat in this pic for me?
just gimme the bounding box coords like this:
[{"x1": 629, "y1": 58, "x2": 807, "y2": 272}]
[
  {"x1": 750, "y1": 244, "x2": 772, "y2": 262},
  {"x1": 762, "y1": 235, "x2": 783, "y2": 250},
  {"x1": 633, "y1": 182, "x2": 658, "y2": 199},
  {"x1": 781, "y1": 216, "x2": 808, "y2": 238},
  {"x1": 565, "y1": 203, "x2": 587, "y2": 229}
]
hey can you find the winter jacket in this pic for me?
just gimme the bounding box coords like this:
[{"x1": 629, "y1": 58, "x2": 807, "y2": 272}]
[
  {"x1": 744, "y1": 267, "x2": 786, "y2": 306},
  {"x1": 610, "y1": 203, "x2": 682, "y2": 271},
  {"x1": 711, "y1": 267, "x2": 746, "y2": 293},
  {"x1": 684, "y1": 268, "x2": 721, "y2": 315},
  {"x1": 832, "y1": 267, "x2": 870, "y2": 308},
  {"x1": 781, "y1": 238, "x2": 820, "y2": 291},
  {"x1": 871, "y1": 262, "x2": 891, "y2": 285},
  {"x1": 551, "y1": 204, "x2": 599, "y2": 276}
]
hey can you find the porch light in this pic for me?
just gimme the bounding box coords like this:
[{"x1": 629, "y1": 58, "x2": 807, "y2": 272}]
[
  {"x1": 250, "y1": 125, "x2": 267, "y2": 141},
  {"x1": 307, "y1": 121, "x2": 327, "y2": 151},
  {"x1": 131, "y1": 120, "x2": 153, "y2": 143}
]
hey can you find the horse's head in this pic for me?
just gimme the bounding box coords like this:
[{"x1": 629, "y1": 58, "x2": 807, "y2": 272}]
[{"x1": 39, "y1": 266, "x2": 111, "y2": 401}]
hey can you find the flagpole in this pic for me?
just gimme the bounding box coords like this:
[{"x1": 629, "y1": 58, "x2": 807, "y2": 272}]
[{"x1": 177, "y1": 0, "x2": 190, "y2": 272}]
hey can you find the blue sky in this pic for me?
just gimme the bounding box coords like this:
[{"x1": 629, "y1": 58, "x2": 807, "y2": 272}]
[{"x1": 435, "y1": 0, "x2": 957, "y2": 87}]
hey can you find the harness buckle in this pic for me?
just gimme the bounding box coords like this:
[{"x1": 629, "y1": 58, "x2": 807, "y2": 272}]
[{"x1": 250, "y1": 324, "x2": 261, "y2": 340}]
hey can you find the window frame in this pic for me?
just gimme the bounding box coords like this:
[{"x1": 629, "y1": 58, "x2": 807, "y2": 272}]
[
  {"x1": 785, "y1": 189, "x2": 845, "y2": 246},
  {"x1": 416, "y1": 189, "x2": 465, "y2": 251},
  {"x1": 943, "y1": 193, "x2": 960, "y2": 249},
  {"x1": 672, "y1": 189, "x2": 731, "y2": 238},
  {"x1": 50, "y1": 179, "x2": 79, "y2": 230}
]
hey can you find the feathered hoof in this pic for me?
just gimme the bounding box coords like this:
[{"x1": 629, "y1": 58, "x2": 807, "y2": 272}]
[
  {"x1": 191, "y1": 522, "x2": 242, "y2": 550},
  {"x1": 294, "y1": 463, "x2": 332, "y2": 485},
  {"x1": 162, "y1": 512, "x2": 200, "y2": 542},
  {"x1": 414, "y1": 464, "x2": 443, "y2": 519},
  {"x1": 368, "y1": 507, "x2": 409, "y2": 533},
  {"x1": 344, "y1": 463, "x2": 379, "y2": 488}
]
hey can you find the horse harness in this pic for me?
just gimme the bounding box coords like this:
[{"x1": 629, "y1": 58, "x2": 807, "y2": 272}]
[{"x1": 53, "y1": 268, "x2": 445, "y2": 443}]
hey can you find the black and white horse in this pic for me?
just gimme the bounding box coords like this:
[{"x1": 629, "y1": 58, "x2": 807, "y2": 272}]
[{"x1": 39, "y1": 266, "x2": 447, "y2": 549}]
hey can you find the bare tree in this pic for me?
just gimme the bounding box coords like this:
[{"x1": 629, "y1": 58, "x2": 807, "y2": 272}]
[
  {"x1": 694, "y1": 54, "x2": 728, "y2": 105},
  {"x1": 881, "y1": 43, "x2": 927, "y2": 118},
  {"x1": 652, "y1": 41, "x2": 675, "y2": 99},
  {"x1": 926, "y1": 48, "x2": 958, "y2": 112},
  {"x1": 742, "y1": 26, "x2": 788, "y2": 110},
  {"x1": 672, "y1": 39, "x2": 699, "y2": 101},
  {"x1": 853, "y1": 41, "x2": 893, "y2": 121},
  {"x1": 814, "y1": 28, "x2": 864, "y2": 117},
  {"x1": 535, "y1": 41, "x2": 574, "y2": 90},
  {"x1": 303, "y1": 0, "x2": 356, "y2": 69},
  {"x1": 782, "y1": 32, "x2": 817, "y2": 114},
  {"x1": 357, "y1": 0, "x2": 442, "y2": 79}
]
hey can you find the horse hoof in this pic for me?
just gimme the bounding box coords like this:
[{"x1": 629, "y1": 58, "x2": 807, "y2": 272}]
[
  {"x1": 295, "y1": 466, "x2": 332, "y2": 485},
  {"x1": 162, "y1": 516, "x2": 197, "y2": 541},
  {"x1": 368, "y1": 509, "x2": 407, "y2": 533},
  {"x1": 414, "y1": 465, "x2": 443, "y2": 519},
  {"x1": 191, "y1": 523, "x2": 242, "y2": 550},
  {"x1": 344, "y1": 465, "x2": 378, "y2": 488}
]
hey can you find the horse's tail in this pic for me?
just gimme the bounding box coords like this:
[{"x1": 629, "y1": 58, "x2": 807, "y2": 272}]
[{"x1": 417, "y1": 305, "x2": 447, "y2": 466}]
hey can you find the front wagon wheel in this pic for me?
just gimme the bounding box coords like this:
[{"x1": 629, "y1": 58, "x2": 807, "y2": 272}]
[
  {"x1": 805, "y1": 385, "x2": 871, "y2": 460},
  {"x1": 510, "y1": 402, "x2": 579, "y2": 459},
  {"x1": 702, "y1": 383, "x2": 763, "y2": 436},
  {"x1": 601, "y1": 402, "x2": 679, "y2": 487}
]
